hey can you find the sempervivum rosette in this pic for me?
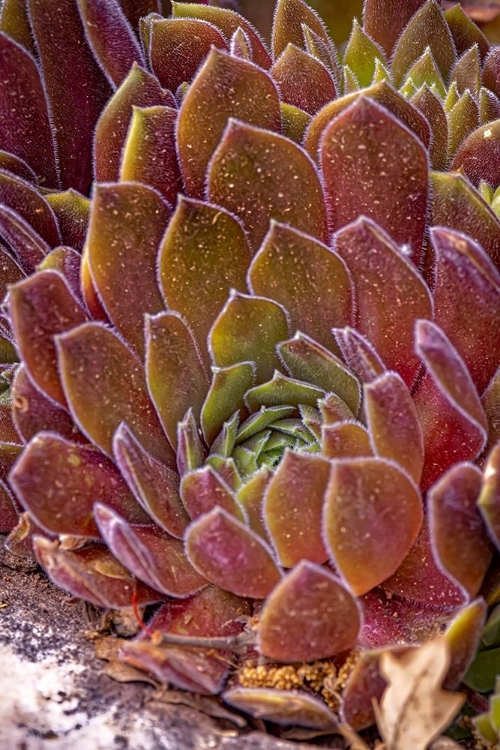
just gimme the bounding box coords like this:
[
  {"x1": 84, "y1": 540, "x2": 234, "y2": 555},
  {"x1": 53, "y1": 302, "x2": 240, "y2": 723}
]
[{"x1": 0, "y1": 0, "x2": 499, "y2": 734}]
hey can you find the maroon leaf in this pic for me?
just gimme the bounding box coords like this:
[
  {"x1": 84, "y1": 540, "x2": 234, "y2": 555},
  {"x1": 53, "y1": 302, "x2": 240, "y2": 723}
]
[
  {"x1": 323, "y1": 457, "x2": 423, "y2": 596},
  {"x1": 413, "y1": 320, "x2": 488, "y2": 489},
  {"x1": 322, "y1": 98, "x2": 429, "y2": 266},
  {"x1": 0, "y1": 32, "x2": 58, "y2": 187},
  {"x1": 149, "y1": 17, "x2": 227, "y2": 93},
  {"x1": 171, "y1": 1, "x2": 272, "y2": 69},
  {"x1": 185, "y1": 507, "x2": 282, "y2": 598},
  {"x1": 249, "y1": 222, "x2": 353, "y2": 351},
  {"x1": 56, "y1": 322, "x2": 175, "y2": 466},
  {"x1": 94, "y1": 64, "x2": 171, "y2": 182},
  {"x1": 428, "y1": 463, "x2": 492, "y2": 598},
  {"x1": 177, "y1": 48, "x2": 280, "y2": 199},
  {"x1": 45, "y1": 190, "x2": 90, "y2": 252},
  {"x1": 443, "y1": 3, "x2": 489, "y2": 61},
  {"x1": 145, "y1": 312, "x2": 208, "y2": 451},
  {"x1": 334, "y1": 217, "x2": 432, "y2": 385},
  {"x1": 11, "y1": 365, "x2": 86, "y2": 444},
  {"x1": 180, "y1": 465, "x2": 245, "y2": 522},
  {"x1": 430, "y1": 226, "x2": 500, "y2": 393},
  {"x1": 410, "y1": 85, "x2": 448, "y2": 170},
  {"x1": 8, "y1": 271, "x2": 87, "y2": 406},
  {"x1": 271, "y1": 44, "x2": 336, "y2": 115},
  {"x1": 264, "y1": 451, "x2": 330, "y2": 567},
  {"x1": 95, "y1": 504, "x2": 205, "y2": 597},
  {"x1": 208, "y1": 120, "x2": 327, "y2": 252},
  {"x1": 333, "y1": 327, "x2": 386, "y2": 384},
  {"x1": 113, "y1": 422, "x2": 190, "y2": 539},
  {"x1": 363, "y1": 0, "x2": 426, "y2": 58},
  {"x1": 33, "y1": 538, "x2": 161, "y2": 608},
  {"x1": 365, "y1": 372, "x2": 424, "y2": 484},
  {"x1": 77, "y1": 0, "x2": 144, "y2": 88},
  {"x1": 28, "y1": 0, "x2": 112, "y2": 193},
  {"x1": 10, "y1": 431, "x2": 149, "y2": 537},
  {"x1": 0, "y1": 170, "x2": 60, "y2": 248},
  {"x1": 87, "y1": 182, "x2": 170, "y2": 356},
  {"x1": 322, "y1": 421, "x2": 372, "y2": 459},
  {"x1": 258, "y1": 561, "x2": 361, "y2": 661},
  {"x1": 272, "y1": 0, "x2": 330, "y2": 60},
  {"x1": 451, "y1": 120, "x2": 500, "y2": 187}
]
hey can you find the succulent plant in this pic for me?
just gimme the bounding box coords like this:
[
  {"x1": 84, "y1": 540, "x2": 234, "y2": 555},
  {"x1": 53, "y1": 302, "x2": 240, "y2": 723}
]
[{"x1": 0, "y1": 0, "x2": 500, "y2": 737}]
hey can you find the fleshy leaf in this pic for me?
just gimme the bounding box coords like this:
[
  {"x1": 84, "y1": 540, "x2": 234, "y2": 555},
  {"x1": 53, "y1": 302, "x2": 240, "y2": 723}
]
[
  {"x1": 334, "y1": 217, "x2": 432, "y2": 384},
  {"x1": 365, "y1": 372, "x2": 424, "y2": 484},
  {"x1": 0, "y1": 0, "x2": 37, "y2": 54},
  {"x1": 172, "y1": 1, "x2": 271, "y2": 69},
  {"x1": 28, "y1": 0, "x2": 112, "y2": 193},
  {"x1": 208, "y1": 119, "x2": 327, "y2": 252},
  {"x1": 430, "y1": 173, "x2": 500, "y2": 271},
  {"x1": 443, "y1": 4, "x2": 489, "y2": 61},
  {"x1": 177, "y1": 48, "x2": 280, "y2": 199},
  {"x1": 0, "y1": 170, "x2": 60, "y2": 248},
  {"x1": 341, "y1": 649, "x2": 387, "y2": 730},
  {"x1": 448, "y1": 90, "x2": 480, "y2": 160},
  {"x1": 10, "y1": 432, "x2": 149, "y2": 537},
  {"x1": 390, "y1": 0, "x2": 457, "y2": 87},
  {"x1": 185, "y1": 507, "x2": 282, "y2": 598},
  {"x1": 322, "y1": 98, "x2": 429, "y2": 265},
  {"x1": 333, "y1": 327, "x2": 386, "y2": 384},
  {"x1": 180, "y1": 465, "x2": 245, "y2": 522},
  {"x1": 57, "y1": 322, "x2": 174, "y2": 466},
  {"x1": 33, "y1": 538, "x2": 160, "y2": 609},
  {"x1": 158, "y1": 197, "x2": 250, "y2": 363},
  {"x1": 410, "y1": 85, "x2": 448, "y2": 170},
  {"x1": 201, "y1": 363, "x2": 254, "y2": 446},
  {"x1": 305, "y1": 82, "x2": 431, "y2": 166},
  {"x1": 8, "y1": 271, "x2": 87, "y2": 406},
  {"x1": 404, "y1": 47, "x2": 446, "y2": 98},
  {"x1": 480, "y1": 88, "x2": 500, "y2": 126},
  {"x1": 450, "y1": 44, "x2": 481, "y2": 97},
  {"x1": 280, "y1": 102, "x2": 311, "y2": 143},
  {"x1": 451, "y1": 120, "x2": 500, "y2": 187},
  {"x1": 279, "y1": 333, "x2": 360, "y2": 414},
  {"x1": 87, "y1": 182, "x2": 170, "y2": 356},
  {"x1": 343, "y1": 19, "x2": 386, "y2": 89},
  {"x1": 113, "y1": 422, "x2": 189, "y2": 539},
  {"x1": 224, "y1": 687, "x2": 338, "y2": 730},
  {"x1": 249, "y1": 222, "x2": 352, "y2": 350},
  {"x1": 94, "y1": 64, "x2": 171, "y2": 182},
  {"x1": 11, "y1": 365, "x2": 85, "y2": 444},
  {"x1": 264, "y1": 451, "x2": 330, "y2": 567},
  {"x1": 245, "y1": 371, "x2": 324, "y2": 412},
  {"x1": 323, "y1": 457, "x2": 423, "y2": 596},
  {"x1": 77, "y1": 0, "x2": 144, "y2": 87},
  {"x1": 149, "y1": 18, "x2": 227, "y2": 93},
  {"x1": 45, "y1": 190, "x2": 90, "y2": 252},
  {"x1": 145, "y1": 312, "x2": 208, "y2": 451},
  {"x1": 363, "y1": 0, "x2": 426, "y2": 58},
  {"x1": 237, "y1": 466, "x2": 272, "y2": 540},
  {"x1": 176, "y1": 409, "x2": 207, "y2": 478},
  {"x1": 119, "y1": 106, "x2": 182, "y2": 205},
  {"x1": 209, "y1": 292, "x2": 290, "y2": 385},
  {"x1": 94, "y1": 504, "x2": 205, "y2": 597},
  {"x1": 322, "y1": 421, "x2": 372, "y2": 459},
  {"x1": 478, "y1": 443, "x2": 500, "y2": 550},
  {"x1": 483, "y1": 48, "x2": 500, "y2": 99},
  {"x1": 271, "y1": 44, "x2": 336, "y2": 115},
  {"x1": 0, "y1": 32, "x2": 58, "y2": 187},
  {"x1": 413, "y1": 320, "x2": 488, "y2": 489},
  {"x1": 258, "y1": 560, "x2": 361, "y2": 661},
  {"x1": 444, "y1": 598, "x2": 487, "y2": 689},
  {"x1": 272, "y1": 0, "x2": 329, "y2": 59},
  {"x1": 430, "y1": 226, "x2": 500, "y2": 393},
  {"x1": 428, "y1": 463, "x2": 492, "y2": 598}
]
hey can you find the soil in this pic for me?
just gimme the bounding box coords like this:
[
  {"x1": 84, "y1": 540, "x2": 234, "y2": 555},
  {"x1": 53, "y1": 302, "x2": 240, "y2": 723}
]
[{"x1": 0, "y1": 537, "x2": 352, "y2": 750}]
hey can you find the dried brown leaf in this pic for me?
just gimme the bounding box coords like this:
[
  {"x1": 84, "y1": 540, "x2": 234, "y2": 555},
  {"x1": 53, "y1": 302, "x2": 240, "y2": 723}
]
[{"x1": 373, "y1": 638, "x2": 465, "y2": 750}]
